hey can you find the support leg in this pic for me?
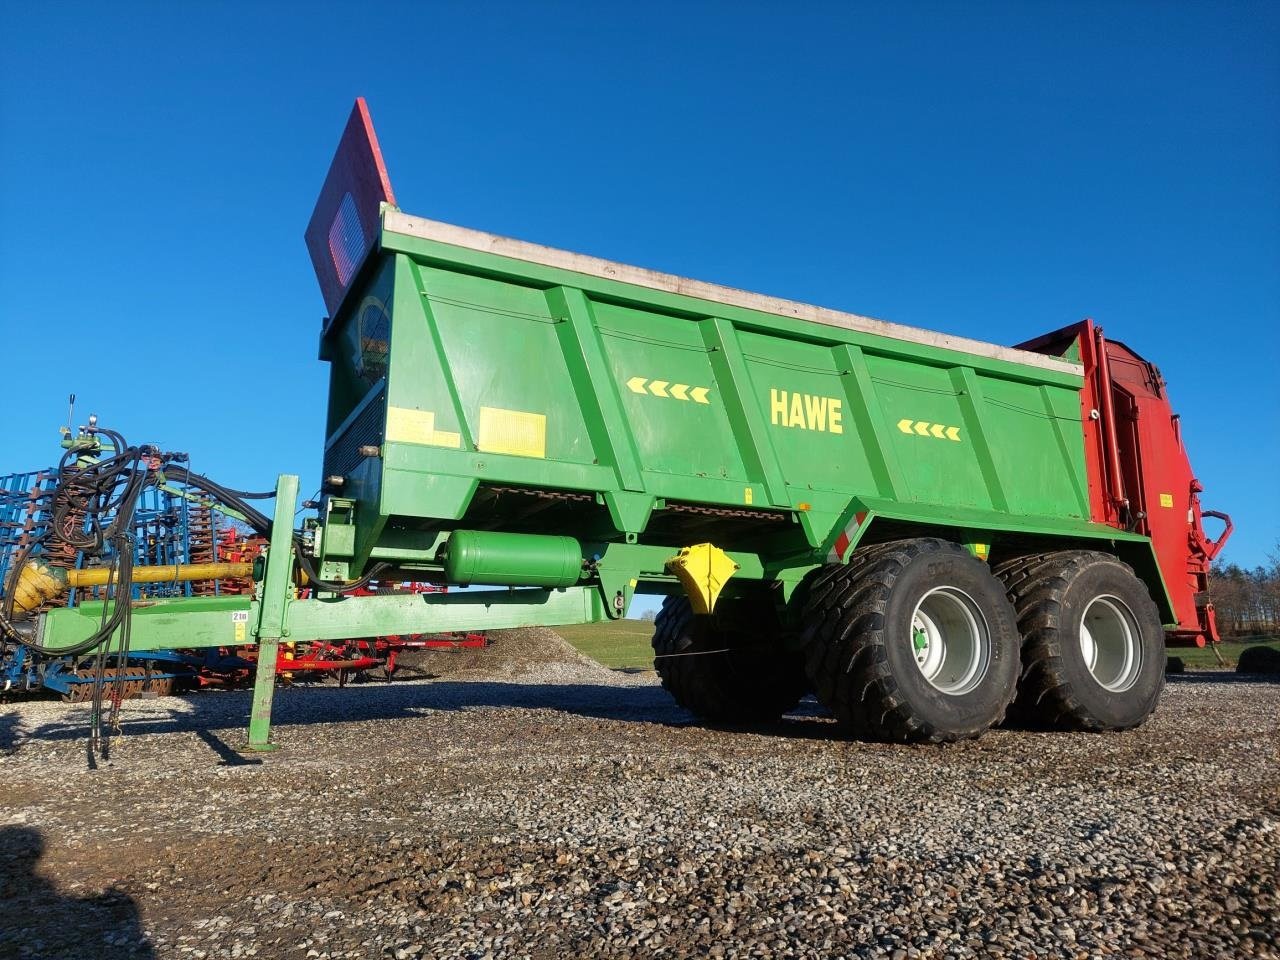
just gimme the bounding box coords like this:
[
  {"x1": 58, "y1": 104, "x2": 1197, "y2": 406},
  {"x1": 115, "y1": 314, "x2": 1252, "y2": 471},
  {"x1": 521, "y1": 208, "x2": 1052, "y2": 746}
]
[
  {"x1": 242, "y1": 473, "x2": 299, "y2": 752},
  {"x1": 245, "y1": 636, "x2": 280, "y2": 752}
]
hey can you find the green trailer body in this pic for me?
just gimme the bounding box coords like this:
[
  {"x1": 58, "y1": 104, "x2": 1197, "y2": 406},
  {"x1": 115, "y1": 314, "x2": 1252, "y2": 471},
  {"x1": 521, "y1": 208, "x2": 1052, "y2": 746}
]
[{"x1": 317, "y1": 205, "x2": 1162, "y2": 614}]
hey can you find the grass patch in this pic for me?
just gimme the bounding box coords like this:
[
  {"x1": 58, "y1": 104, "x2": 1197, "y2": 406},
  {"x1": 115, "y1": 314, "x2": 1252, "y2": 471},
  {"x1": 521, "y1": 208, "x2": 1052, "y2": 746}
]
[
  {"x1": 1174, "y1": 639, "x2": 1280, "y2": 670},
  {"x1": 553, "y1": 619, "x2": 655, "y2": 671}
]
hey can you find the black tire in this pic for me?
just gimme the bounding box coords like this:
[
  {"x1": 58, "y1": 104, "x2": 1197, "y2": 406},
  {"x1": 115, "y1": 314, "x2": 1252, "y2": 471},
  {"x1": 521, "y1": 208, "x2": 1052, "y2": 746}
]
[
  {"x1": 651, "y1": 594, "x2": 807, "y2": 723},
  {"x1": 798, "y1": 538, "x2": 1021, "y2": 743},
  {"x1": 995, "y1": 550, "x2": 1165, "y2": 731},
  {"x1": 1237, "y1": 645, "x2": 1280, "y2": 675}
]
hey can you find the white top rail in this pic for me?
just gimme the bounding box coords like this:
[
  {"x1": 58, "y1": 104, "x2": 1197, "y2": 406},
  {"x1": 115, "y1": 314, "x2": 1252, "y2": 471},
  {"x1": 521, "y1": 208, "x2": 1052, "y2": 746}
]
[{"x1": 383, "y1": 209, "x2": 1084, "y2": 377}]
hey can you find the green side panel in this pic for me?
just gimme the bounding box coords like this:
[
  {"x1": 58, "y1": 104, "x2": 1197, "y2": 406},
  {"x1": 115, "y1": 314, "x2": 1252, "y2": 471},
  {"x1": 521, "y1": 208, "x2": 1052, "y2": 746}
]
[
  {"x1": 978, "y1": 376, "x2": 1089, "y2": 517},
  {"x1": 594, "y1": 300, "x2": 752, "y2": 495},
  {"x1": 546, "y1": 286, "x2": 646, "y2": 492},
  {"x1": 319, "y1": 224, "x2": 1109, "y2": 579},
  {"x1": 419, "y1": 263, "x2": 596, "y2": 462},
  {"x1": 863, "y1": 355, "x2": 992, "y2": 509},
  {"x1": 737, "y1": 330, "x2": 876, "y2": 499}
]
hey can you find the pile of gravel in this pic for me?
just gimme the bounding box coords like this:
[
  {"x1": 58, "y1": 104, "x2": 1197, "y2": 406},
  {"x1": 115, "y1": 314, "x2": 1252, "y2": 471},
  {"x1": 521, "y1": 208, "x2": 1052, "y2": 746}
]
[{"x1": 394, "y1": 627, "x2": 613, "y2": 682}]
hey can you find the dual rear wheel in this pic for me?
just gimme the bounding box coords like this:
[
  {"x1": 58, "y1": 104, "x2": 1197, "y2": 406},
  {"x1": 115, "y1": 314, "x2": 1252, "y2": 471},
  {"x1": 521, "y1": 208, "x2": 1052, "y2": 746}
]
[
  {"x1": 651, "y1": 539, "x2": 1165, "y2": 741},
  {"x1": 994, "y1": 550, "x2": 1165, "y2": 731},
  {"x1": 798, "y1": 538, "x2": 1020, "y2": 742}
]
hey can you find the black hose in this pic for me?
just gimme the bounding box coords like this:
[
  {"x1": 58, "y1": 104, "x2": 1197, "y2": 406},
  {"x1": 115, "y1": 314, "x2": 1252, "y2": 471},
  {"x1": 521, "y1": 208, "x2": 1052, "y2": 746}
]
[
  {"x1": 293, "y1": 549, "x2": 391, "y2": 594},
  {"x1": 1, "y1": 439, "x2": 148, "y2": 657},
  {"x1": 216, "y1": 486, "x2": 277, "y2": 500},
  {"x1": 161, "y1": 467, "x2": 274, "y2": 534},
  {"x1": 163, "y1": 465, "x2": 391, "y2": 592}
]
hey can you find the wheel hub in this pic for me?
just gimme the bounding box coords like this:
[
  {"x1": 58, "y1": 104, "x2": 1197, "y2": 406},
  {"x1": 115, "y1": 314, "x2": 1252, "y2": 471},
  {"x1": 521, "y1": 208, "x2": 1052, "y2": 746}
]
[
  {"x1": 1079, "y1": 595, "x2": 1142, "y2": 692},
  {"x1": 909, "y1": 587, "x2": 991, "y2": 696}
]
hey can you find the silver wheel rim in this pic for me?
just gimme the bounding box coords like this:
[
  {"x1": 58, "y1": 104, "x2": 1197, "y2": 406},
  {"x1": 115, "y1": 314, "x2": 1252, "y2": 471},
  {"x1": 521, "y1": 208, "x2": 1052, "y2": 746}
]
[
  {"x1": 909, "y1": 587, "x2": 991, "y2": 695},
  {"x1": 1079, "y1": 595, "x2": 1142, "y2": 692}
]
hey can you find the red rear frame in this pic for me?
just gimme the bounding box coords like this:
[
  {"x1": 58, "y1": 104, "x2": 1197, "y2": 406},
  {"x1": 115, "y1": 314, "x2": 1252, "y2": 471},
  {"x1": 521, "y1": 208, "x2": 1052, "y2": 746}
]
[{"x1": 1019, "y1": 321, "x2": 1231, "y2": 646}]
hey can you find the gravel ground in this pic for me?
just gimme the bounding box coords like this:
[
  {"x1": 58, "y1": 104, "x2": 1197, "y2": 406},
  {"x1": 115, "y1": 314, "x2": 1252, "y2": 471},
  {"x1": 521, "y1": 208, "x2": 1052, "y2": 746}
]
[{"x1": 0, "y1": 635, "x2": 1276, "y2": 960}]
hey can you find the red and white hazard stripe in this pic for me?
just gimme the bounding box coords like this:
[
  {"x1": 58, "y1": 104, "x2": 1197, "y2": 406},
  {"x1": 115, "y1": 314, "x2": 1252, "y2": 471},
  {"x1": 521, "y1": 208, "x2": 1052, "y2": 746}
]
[{"x1": 827, "y1": 511, "x2": 867, "y2": 563}]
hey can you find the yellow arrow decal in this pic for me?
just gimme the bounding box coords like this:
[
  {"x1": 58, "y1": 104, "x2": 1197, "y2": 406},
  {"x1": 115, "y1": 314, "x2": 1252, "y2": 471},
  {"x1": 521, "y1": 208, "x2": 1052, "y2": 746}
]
[
  {"x1": 898, "y1": 416, "x2": 964, "y2": 442},
  {"x1": 626, "y1": 376, "x2": 713, "y2": 404}
]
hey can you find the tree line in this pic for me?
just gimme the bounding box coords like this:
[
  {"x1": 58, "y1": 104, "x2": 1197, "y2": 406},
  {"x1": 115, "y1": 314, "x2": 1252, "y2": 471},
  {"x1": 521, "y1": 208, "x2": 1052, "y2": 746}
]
[{"x1": 1209, "y1": 541, "x2": 1280, "y2": 638}]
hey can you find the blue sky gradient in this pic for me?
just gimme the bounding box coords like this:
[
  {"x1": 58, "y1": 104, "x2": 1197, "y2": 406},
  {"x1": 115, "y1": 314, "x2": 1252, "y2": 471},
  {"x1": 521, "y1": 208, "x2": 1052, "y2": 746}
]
[{"x1": 2, "y1": 1, "x2": 1276, "y2": 568}]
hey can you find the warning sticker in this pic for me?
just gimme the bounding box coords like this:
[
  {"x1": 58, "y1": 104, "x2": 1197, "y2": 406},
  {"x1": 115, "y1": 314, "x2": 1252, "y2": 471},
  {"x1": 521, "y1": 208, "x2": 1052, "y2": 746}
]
[
  {"x1": 477, "y1": 406, "x2": 547, "y2": 459},
  {"x1": 386, "y1": 406, "x2": 462, "y2": 449}
]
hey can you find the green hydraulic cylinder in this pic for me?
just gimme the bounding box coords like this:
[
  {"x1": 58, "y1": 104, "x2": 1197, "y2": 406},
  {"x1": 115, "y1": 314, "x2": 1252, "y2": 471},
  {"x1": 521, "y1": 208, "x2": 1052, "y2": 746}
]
[{"x1": 442, "y1": 531, "x2": 584, "y2": 588}]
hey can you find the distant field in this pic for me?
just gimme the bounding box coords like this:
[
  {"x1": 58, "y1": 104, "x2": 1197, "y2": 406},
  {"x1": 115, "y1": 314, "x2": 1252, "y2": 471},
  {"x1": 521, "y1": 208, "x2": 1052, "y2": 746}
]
[
  {"x1": 1173, "y1": 639, "x2": 1279, "y2": 671},
  {"x1": 555, "y1": 620, "x2": 1280, "y2": 674},
  {"x1": 553, "y1": 618, "x2": 655, "y2": 670}
]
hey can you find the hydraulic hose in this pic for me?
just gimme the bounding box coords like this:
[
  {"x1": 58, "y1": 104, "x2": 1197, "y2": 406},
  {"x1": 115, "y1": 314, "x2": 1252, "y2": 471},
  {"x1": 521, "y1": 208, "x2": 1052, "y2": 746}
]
[
  {"x1": 0, "y1": 430, "x2": 392, "y2": 664},
  {"x1": 163, "y1": 466, "x2": 391, "y2": 591}
]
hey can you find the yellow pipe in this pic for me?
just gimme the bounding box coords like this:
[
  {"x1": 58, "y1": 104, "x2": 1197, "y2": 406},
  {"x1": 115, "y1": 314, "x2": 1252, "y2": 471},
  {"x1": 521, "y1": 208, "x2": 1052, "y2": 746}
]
[
  {"x1": 66, "y1": 562, "x2": 253, "y2": 587},
  {"x1": 10, "y1": 562, "x2": 64, "y2": 614},
  {"x1": 8, "y1": 560, "x2": 253, "y2": 613}
]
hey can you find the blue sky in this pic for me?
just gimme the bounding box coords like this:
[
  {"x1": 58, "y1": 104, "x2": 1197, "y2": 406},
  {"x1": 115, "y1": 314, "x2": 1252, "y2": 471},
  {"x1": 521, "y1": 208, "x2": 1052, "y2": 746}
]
[{"x1": 1, "y1": 1, "x2": 1276, "y2": 571}]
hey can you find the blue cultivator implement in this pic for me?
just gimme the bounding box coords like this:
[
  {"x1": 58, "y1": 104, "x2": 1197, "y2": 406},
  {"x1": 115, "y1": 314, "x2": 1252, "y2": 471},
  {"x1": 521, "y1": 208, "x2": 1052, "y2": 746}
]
[{"x1": 0, "y1": 466, "x2": 249, "y2": 700}]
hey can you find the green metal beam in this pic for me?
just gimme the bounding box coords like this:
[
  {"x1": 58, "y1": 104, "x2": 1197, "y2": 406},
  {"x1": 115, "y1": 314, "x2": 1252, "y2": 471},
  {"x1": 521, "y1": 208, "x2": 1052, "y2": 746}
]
[
  {"x1": 283, "y1": 586, "x2": 608, "y2": 640},
  {"x1": 39, "y1": 595, "x2": 254, "y2": 654},
  {"x1": 699, "y1": 317, "x2": 789, "y2": 507},
  {"x1": 850, "y1": 495, "x2": 1152, "y2": 543},
  {"x1": 246, "y1": 473, "x2": 299, "y2": 751}
]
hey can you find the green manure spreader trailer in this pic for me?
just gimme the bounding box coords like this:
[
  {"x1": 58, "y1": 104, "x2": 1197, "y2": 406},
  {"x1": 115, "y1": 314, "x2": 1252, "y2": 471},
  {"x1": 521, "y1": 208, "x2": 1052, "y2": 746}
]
[{"x1": 6, "y1": 100, "x2": 1231, "y2": 748}]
